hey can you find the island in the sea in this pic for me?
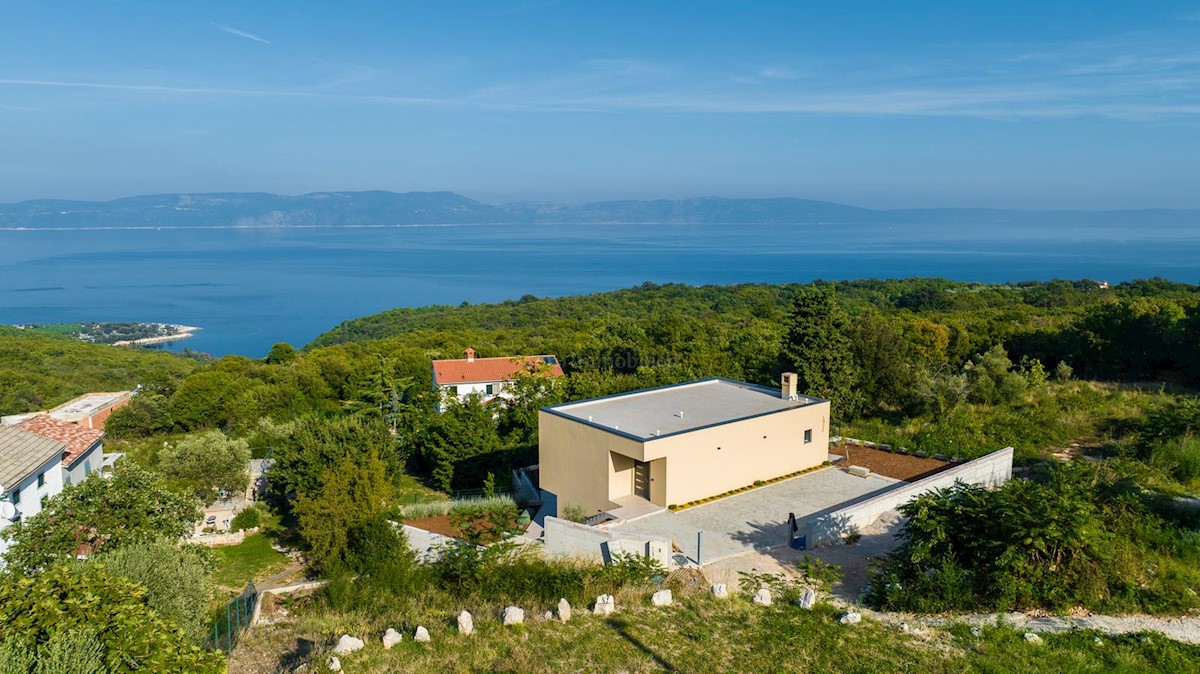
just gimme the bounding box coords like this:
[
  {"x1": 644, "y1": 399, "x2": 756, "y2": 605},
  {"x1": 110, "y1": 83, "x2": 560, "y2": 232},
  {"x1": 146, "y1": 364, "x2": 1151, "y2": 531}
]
[{"x1": 11, "y1": 322, "x2": 200, "y2": 347}]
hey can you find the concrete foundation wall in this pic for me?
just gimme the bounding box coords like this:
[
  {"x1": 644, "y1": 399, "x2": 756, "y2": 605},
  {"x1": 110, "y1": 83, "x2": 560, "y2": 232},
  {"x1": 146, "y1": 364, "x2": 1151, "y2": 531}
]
[
  {"x1": 543, "y1": 516, "x2": 670, "y2": 566},
  {"x1": 805, "y1": 446, "x2": 1014, "y2": 547}
]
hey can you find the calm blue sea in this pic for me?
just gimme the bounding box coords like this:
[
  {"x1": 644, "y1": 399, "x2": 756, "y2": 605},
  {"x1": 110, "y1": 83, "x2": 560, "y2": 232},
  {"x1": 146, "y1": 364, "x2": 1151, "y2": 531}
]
[{"x1": 2, "y1": 222, "x2": 1198, "y2": 357}]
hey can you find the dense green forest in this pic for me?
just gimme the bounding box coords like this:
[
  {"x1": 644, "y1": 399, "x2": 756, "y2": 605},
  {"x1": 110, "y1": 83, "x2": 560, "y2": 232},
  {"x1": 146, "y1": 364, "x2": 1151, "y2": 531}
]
[{"x1": 5, "y1": 277, "x2": 1200, "y2": 669}]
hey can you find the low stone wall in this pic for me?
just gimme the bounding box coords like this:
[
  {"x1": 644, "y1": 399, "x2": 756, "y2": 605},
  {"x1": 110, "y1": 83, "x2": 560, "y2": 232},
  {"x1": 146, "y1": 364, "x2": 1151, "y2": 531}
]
[
  {"x1": 191, "y1": 530, "x2": 247, "y2": 547},
  {"x1": 804, "y1": 446, "x2": 1014, "y2": 548}
]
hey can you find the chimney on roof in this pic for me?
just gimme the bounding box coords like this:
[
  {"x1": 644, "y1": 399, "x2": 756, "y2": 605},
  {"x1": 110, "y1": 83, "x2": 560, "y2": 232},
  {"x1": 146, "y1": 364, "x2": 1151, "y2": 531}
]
[
  {"x1": 781, "y1": 372, "x2": 798, "y2": 400},
  {"x1": 465, "y1": 347, "x2": 475, "y2": 363}
]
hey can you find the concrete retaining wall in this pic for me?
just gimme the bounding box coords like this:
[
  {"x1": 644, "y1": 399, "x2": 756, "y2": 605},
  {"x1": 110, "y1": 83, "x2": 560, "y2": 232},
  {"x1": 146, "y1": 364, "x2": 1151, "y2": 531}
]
[
  {"x1": 543, "y1": 516, "x2": 672, "y2": 567},
  {"x1": 804, "y1": 446, "x2": 1014, "y2": 548},
  {"x1": 402, "y1": 524, "x2": 466, "y2": 561}
]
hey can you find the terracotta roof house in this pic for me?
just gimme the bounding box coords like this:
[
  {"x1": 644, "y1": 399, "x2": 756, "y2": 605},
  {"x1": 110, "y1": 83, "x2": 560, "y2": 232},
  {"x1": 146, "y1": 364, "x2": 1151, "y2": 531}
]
[
  {"x1": 538, "y1": 374, "x2": 830, "y2": 519},
  {"x1": 16, "y1": 414, "x2": 110, "y2": 484},
  {"x1": 0, "y1": 426, "x2": 68, "y2": 558},
  {"x1": 432, "y1": 348, "x2": 565, "y2": 411}
]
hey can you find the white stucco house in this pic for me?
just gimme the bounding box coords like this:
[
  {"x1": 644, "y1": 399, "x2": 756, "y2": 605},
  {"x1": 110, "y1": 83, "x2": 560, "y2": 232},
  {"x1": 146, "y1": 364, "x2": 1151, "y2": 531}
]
[
  {"x1": 431, "y1": 347, "x2": 565, "y2": 411},
  {"x1": 0, "y1": 426, "x2": 69, "y2": 559}
]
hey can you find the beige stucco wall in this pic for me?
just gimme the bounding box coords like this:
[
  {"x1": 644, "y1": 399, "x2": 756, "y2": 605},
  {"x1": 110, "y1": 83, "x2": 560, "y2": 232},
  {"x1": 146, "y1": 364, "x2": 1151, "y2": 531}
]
[
  {"x1": 644, "y1": 401, "x2": 830, "y2": 506},
  {"x1": 539, "y1": 410, "x2": 645, "y2": 516},
  {"x1": 539, "y1": 400, "x2": 831, "y2": 514}
]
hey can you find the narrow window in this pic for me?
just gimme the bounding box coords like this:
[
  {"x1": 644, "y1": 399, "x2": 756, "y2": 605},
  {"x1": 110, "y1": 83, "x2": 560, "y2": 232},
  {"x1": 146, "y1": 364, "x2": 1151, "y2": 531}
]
[
  {"x1": 40, "y1": 496, "x2": 49, "y2": 510},
  {"x1": 37, "y1": 473, "x2": 45, "y2": 488},
  {"x1": 804, "y1": 429, "x2": 813, "y2": 444},
  {"x1": 486, "y1": 384, "x2": 495, "y2": 395}
]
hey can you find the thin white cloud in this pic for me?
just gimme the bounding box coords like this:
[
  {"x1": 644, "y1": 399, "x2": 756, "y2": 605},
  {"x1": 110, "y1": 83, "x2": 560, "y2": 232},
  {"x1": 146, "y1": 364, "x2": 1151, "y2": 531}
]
[
  {"x1": 0, "y1": 78, "x2": 451, "y2": 107},
  {"x1": 211, "y1": 22, "x2": 272, "y2": 45}
]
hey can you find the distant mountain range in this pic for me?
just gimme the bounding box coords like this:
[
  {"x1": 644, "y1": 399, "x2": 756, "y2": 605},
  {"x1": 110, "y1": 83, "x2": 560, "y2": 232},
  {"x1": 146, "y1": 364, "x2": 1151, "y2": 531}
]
[{"x1": 1, "y1": 190, "x2": 1197, "y2": 228}]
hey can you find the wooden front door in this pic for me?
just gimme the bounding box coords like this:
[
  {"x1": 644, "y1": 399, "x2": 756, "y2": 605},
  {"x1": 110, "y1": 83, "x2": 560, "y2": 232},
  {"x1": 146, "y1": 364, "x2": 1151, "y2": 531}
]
[{"x1": 633, "y1": 460, "x2": 651, "y2": 499}]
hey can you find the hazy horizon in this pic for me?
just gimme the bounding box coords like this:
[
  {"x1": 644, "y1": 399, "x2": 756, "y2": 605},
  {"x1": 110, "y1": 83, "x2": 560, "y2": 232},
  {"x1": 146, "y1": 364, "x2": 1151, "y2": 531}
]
[{"x1": 2, "y1": 1, "x2": 1199, "y2": 209}]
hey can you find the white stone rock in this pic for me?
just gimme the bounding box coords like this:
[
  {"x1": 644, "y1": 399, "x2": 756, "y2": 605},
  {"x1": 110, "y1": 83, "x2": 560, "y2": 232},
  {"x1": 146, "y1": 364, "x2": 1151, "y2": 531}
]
[
  {"x1": 557, "y1": 598, "x2": 572, "y2": 622},
  {"x1": 1093, "y1": 636, "x2": 1103, "y2": 647},
  {"x1": 333, "y1": 634, "x2": 365, "y2": 654},
  {"x1": 898, "y1": 622, "x2": 910, "y2": 633},
  {"x1": 544, "y1": 611, "x2": 553, "y2": 620},
  {"x1": 711, "y1": 583, "x2": 728, "y2": 599},
  {"x1": 1023, "y1": 632, "x2": 1042, "y2": 645},
  {"x1": 594, "y1": 594, "x2": 616, "y2": 616},
  {"x1": 327, "y1": 656, "x2": 342, "y2": 672},
  {"x1": 651, "y1": 589, "x2": 673, "y2": 607},
  {"x1": 797, "y1": 588, "x2": 816, "y2": 610},
  {"x1": 458, "y1": 611, "x2": 474, "y2": 636},
  {"x1": 752, "y1": 588, "x2": 772, "y2": 606},
  {"x1": 839, "y1": 611, "x2": 862, "y2": 625},
  {"x1": 382, "y1": 628, "x2": 403, "y2": 649},
  {"x1": 414, "y1": 626, "x2": 431, "y2": 643},
  {"x1": 503, "y1": 606, "x2": 525, "y2": 626}
]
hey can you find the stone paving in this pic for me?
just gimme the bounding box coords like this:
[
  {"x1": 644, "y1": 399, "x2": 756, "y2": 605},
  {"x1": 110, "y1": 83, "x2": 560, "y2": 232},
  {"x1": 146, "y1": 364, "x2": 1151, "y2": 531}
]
[{"x1": 609, "y1": 466, "x2": 899, "y2": 564}]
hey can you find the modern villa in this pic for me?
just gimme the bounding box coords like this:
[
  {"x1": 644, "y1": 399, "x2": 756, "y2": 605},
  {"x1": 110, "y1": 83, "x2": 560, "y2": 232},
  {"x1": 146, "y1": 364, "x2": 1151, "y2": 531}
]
[
  {"x1": 432, "y1": 348, "x2": 565, "y2": 410},
  {"x1": 538, "y1": 374, "x2": 830, "y2": 518}
]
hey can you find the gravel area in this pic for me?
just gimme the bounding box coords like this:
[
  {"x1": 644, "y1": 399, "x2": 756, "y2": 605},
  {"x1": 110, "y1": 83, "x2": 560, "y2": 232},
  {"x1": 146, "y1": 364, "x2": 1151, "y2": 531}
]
[{"x1": 832, "y1": 444, "x2": 953, "y2": 482}]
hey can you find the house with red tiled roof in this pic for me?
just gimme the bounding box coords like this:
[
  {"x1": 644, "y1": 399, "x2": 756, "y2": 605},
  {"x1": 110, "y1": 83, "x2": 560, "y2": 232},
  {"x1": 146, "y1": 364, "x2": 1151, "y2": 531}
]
[
  {"x1": 432, "y1": 348, "x2": 565, "y2": 411},
  {"x1": 16, "y1": 414, "x2": 111, "y2": 485}
]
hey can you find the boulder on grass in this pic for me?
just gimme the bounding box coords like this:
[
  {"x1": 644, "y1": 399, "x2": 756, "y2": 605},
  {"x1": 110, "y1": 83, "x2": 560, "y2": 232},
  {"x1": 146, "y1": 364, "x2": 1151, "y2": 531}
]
[
  {"x1": 651, "y1": 589, "x2": 673, "y2": 607},
  {"x1": 503, "y1": 606, "x2": 525, "y2": 626},
  {"x1": 1024, "y1": 632, "x2": 1042, "y2": 645},
  {"x1": 594, "y1": 594, "x2": 616, "y2": 616},
  {"x1": 382, "y1": 628, "x2": 402, "y2": 649},
  {"x1": 414, "y1": 626, "x2": 431, "y2": 643},
  {"x1": 333, "y1": 634, "x2": 364, "y2": 654},
  {"x1": 711, "y1": 583, "x2": 728, "y2": 599},
  {"x1": 557, "y1": 598, "x2": 572, "y2": 622},
  {"x1": 797, "y1": 588, "x2": 816, "y2": 610},
  {"x1": 839, "y1": 611, "x2": 862, "y2": 625},
  {"x1": 752, "y1": 588, "x2": 772, "y2": 606},
  {"x1": 458, "y1": 611, "x2": 474, "y2": 635},
  {"x1": 327, "y1": 656, "x2": 341, "y2": 672}
]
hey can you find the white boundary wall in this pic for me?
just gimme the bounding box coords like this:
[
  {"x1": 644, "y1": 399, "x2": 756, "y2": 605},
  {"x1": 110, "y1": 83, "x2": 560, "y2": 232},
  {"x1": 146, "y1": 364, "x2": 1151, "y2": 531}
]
[{"x1": 805, "y1": 446, "x2": 1014, "y2": 547}]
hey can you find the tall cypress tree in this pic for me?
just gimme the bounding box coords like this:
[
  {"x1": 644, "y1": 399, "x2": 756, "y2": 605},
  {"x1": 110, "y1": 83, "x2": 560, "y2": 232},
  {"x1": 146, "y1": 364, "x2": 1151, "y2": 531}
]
[{"x1": 781, "y1": 285, "x2": 862, "y2": 423}]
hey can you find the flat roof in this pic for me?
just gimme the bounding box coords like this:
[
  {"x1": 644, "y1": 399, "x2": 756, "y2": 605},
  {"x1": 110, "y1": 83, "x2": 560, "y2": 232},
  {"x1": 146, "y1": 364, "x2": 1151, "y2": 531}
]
[
  {"x1": 47, "y1": 391, "x2": 132, "y2": 422},
  {"x1": 0, "y1": 426, "x2": 66, "y2": 492},
  {"x1": 543, "y1": 378, "x2": 825, "y2": 441}
]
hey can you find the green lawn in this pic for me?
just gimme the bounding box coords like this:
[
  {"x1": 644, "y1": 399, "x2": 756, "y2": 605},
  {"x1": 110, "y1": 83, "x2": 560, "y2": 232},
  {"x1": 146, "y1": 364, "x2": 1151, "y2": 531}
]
[
  {"x1": 395, "y1": 472, "x2": 448, "y2": 505},
  {"x1": 229, "y1": 592, "x2": 1200, "y2": 673},
  {"x1": 212, "y1": 533, "x2": 291, "y2": 591}
]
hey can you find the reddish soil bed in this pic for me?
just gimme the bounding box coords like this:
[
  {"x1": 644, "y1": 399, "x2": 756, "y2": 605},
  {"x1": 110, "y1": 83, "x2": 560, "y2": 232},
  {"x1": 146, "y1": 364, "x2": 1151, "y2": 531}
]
[
  {"x1": 833, "y1": 444, "x2": 953, "y2": 482},
  {"x1": 404, "y1": 513, "x2": 524, "y2": 545}
]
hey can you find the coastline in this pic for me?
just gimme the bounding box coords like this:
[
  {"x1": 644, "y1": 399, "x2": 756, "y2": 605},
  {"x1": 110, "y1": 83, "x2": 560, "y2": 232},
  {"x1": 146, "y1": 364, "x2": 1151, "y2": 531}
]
[{"x1": 113, "y1": 325, "x2": 201, "y2": 347}]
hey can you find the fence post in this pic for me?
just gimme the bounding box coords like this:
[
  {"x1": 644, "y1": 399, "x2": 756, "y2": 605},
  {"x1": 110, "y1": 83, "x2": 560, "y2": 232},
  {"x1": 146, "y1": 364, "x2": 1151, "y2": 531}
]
[{"x1": 696, "y1": 530, "x2": 703, "y2": 566}]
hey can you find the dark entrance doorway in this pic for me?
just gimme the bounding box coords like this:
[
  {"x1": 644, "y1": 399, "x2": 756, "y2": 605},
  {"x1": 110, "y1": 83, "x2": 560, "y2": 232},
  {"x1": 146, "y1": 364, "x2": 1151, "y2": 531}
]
[{"x1": 633, "y1": 460, "x2": 651, "y2": 499}]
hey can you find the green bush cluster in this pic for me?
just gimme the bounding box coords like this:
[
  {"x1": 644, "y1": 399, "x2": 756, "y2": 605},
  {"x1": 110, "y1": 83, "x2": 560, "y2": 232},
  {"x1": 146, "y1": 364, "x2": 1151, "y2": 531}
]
[{"x1": 867, "y1": 462, "x2": 1200, "y2": 614}]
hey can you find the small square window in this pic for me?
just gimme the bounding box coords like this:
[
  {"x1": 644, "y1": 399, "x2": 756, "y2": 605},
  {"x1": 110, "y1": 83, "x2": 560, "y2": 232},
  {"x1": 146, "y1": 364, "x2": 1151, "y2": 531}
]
[{"x1": 804, "y1": 429, "x2": 813, "y2": 444}]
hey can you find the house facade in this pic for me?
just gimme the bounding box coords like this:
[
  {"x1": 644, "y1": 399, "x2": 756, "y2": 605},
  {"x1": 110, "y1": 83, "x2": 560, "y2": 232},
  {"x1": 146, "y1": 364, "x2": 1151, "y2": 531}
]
[
  {"x1": 431, "y1": 348, "x2": 565, "y2": 410},
  {"x1": 0, "y1": 426, "x2": 69, "y2": 559},
  {"x1": 538, "y1": 375, "x2": 830, "y2": 517}
]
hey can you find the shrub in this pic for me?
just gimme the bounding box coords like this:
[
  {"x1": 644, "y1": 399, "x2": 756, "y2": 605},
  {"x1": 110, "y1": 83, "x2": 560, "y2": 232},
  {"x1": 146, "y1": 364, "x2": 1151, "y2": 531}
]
[
  {"x1": 560, "y1": 504, "x2": 588, "y2": 524},
  {"x1": 866, "y1": 462, "x2": 1200, "y2": 614},
  {"x1": 97, "y1": 540, "x2": 217, "y2": 644},
  {"x1": 230, "y1": 503, "x2": 269, "y2": 532},
  {"x1": 0, "y1": 564, "x2": 224, "y2": 673}
]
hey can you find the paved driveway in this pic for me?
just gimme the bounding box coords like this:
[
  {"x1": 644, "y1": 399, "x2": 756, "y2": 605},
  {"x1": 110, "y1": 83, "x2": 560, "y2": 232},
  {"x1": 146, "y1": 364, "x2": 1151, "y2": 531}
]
[{"x1": 609, "y1": 467, "x2": 898, "y2": 564}]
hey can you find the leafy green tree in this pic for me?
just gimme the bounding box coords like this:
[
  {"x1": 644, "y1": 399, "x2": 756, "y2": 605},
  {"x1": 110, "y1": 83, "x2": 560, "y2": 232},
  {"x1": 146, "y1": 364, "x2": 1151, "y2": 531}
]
[
  {"x1": 269, "y1": 414, "x2": 397, "y2": 509},
  {"x1": 264, "y1": 342, "x2": 298, "y2": 365},
  {"x1": 96, "y1": 540, "x2": 216, "y2": 644},
  {"x1": 293, "y1": 450, "x2": 391, "y2": 570},
  {"x1": 0, "y1": 563, "x2": 224, "y2": 673},
  {"x1": 103, "y1": 393, "x2": 173, "y2": 439},
  {"x1": 847, "y1": 314, "x2": 918, "y2": 412},
  {"x1": 498, "y1": 362, "x2": 566, "y2": 447},
  {"x1": 3, "y1": 464, "x2": 200, "y2": 574},
  {"x1": 963, "y1": 345, "x2": 1027, "y2": 405},
  {"x1": 781, "y1": 285, "x2": 863, "y2": 422},
  {"x1": 409, "y1": 395, "x2": 503, "y2": 491},
  {"x1": 157, "y1": 430, "x2": 250, "y2": 504}
]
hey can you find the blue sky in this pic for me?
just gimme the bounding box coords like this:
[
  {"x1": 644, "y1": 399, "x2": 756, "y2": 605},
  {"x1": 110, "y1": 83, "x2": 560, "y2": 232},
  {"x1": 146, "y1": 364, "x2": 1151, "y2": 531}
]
[{"x1": 1, "y1": 1, "x2": 1198, "y2": 208}]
